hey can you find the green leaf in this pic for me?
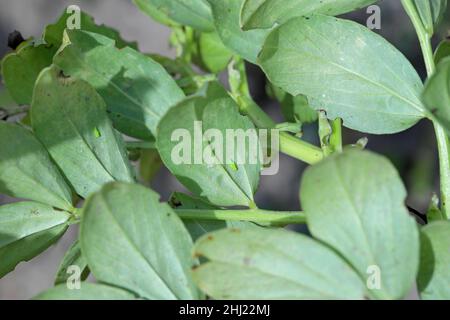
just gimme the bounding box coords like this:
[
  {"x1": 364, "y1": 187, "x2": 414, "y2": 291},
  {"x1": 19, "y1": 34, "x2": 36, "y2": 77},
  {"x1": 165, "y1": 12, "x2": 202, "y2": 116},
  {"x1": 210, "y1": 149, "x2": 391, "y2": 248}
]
[
  {"x1": 53, "y1": 30, "x2": 185, "y2": 140},
  {"x1": 434, "y1": 39, "x2": 450, "y2": 65},
  {"x1": 206, "y1": 0, "x2": 271, "y2": 63},
  {"x1": 413, "y1": 0, "x2": 448, "y2": 35},
  {"x1": 199, "y1": 32, "x2": 233, "y2": 73},
  {"x1": 0, "y1": 201, "x2": 70, "y2": 278},
  {"x1": 35, "y1": 283, "x2": 136, "y2": 300},
  {"x1": 44, "y1": 8, "x2": 138, "y2": 50},
  {"x1": 417, "y1": 221, "x2": 450, "y2": 300},
  {"x1": 300, "y1": 149, "x2": 420, "y2": 299},
  {"x1": 240, "y1": 0, "x2": 377, "y2": 30},
  {"x1": 133, "y1": 0, "x2": 214, "y2": 32},
  {"x1": 31, "y1": 66, "x2": 134, "y2": 199},
  {"x1": 0, "y1": 87, "x2": 25, "y2": 120},
  {"x1": 259, "y1": 15, "x2": 425, "y2": 134},
  {"x1": 422, "y1": 57, "x2": 450, "y2": 134},
  {"x1": 133, "y1": 0, "x2": 179, "y2": 27},
  {"x1": 80, "y1": 182, "x2": 199, "y2": 299},
  {"x1": 157, "y1": 96, "x2": 261, "y2": 207},
  {"x1": 0, "y1": 121, "x2": 73, "y2": 210},
  {"x1": 54, "y1": 240, "x2": 89, "y2": 285},
  {"x1": 1, "y1": 42, "x2": 54, "y2": 105},
  {"x1": 0, "y1": 87, "x2": 16, "y2": 109},
  {"x1": 1, "y1": 9, "x2": 137, "y2": 107},
  {"x1": 193, "y1": 228, "x2": 366, "y2": 299}
]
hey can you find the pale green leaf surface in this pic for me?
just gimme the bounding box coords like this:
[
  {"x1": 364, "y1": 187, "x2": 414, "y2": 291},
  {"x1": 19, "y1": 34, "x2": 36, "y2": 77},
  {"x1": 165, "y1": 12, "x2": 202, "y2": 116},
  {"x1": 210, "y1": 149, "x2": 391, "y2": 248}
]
[
  {"x1": 80, "y1": 182, "x2": 199, "y2": 300},
  {"x1": 1, "y1": 43, "x2": 54, "y2": 105},
  {"x1": 133, "y1": 0, "x2": 214, "y2": 31},
  {"x1": 32, "y1": 66, "x2": 134, "y2": 198},
  {"x1": 0, "y1": 201, "x2": 70, "y2": 278},
  {"x1": 259, "y1": 15, "x2": 425, "y2": 134},
  {"x1": 300, "y1": 149, "x2": 420, "y2": 299},
  {"x1": 0, "y1": 121, "x2": 73, "y2": 210},
  {"x1": 241, "y1": 0, "x2": 377, "y2": 30},
  {"x1": 199, "y1": 32, "x2": 233, "y2": 73},
  {"x1": 417, "y1": 221, "x2": 450, "y2": 300},
  {"x1": 193, "y1": 228, "x2": 366, "y2": 299},
  {"x1": 157, "y1": 96, "x2": 260, "y2": 207},
  {"x1": 53, "y1": 30, "x2": 185, "y2": 139}
]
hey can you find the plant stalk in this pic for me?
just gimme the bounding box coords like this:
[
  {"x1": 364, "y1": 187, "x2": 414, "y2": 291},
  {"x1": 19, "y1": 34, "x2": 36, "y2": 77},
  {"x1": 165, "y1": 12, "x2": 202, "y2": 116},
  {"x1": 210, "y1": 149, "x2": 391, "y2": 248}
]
[
  {"x1": 229, "y1": 58, "x2": 324, "y2": 165},
  {"x1": 402, "y1": 0, "x2": 450, "y2": 219}
]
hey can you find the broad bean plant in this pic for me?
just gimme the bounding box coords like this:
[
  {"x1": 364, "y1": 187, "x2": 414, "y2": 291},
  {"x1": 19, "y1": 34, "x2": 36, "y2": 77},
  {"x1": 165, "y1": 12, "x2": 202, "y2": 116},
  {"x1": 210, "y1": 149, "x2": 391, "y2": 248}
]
[{"x1": 0, "y1": 0, "x2": 449, "y2": 300}]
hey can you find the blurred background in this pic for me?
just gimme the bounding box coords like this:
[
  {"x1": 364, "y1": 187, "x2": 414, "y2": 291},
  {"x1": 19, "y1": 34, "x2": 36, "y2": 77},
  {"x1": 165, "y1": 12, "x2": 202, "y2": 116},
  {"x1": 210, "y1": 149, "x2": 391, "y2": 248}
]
[{"x1": 0, "y1": 0, "x2": 449, "y2": 299}]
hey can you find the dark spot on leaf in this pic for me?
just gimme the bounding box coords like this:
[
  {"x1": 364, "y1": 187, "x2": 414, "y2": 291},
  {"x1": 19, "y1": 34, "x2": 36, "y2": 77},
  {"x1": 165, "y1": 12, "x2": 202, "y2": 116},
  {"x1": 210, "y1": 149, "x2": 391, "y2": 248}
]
[
  {"x1": 207, "y1": 235, "x2": 214, "y2": 240},
  {"x1": 58, "y1": 70, "x2": 70, "y2": 79},
  {"x1": 193, "y1": 252, "x2": 201, "y2": 258},
  {"x1": 243, "y1": 257, "x2": 251, "y2": 265},
  {"x1": 230, "y1": 228, "x2": 240, "y2": 233}
]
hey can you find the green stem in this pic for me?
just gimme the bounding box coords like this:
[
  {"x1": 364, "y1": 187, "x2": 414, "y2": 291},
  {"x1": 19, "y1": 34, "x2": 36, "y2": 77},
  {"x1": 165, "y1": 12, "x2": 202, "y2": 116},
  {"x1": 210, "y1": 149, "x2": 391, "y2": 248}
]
[
  {"x1": 175, "y1": 208, "x2": 306, "y2": 226},
  {"x1": 229, "y1": 57, "x2": 324, "y2": 165},
  {"x1": 330, "y1": 118, "x2": 343, "y2": 153},
  {"x1": 125, "y1": 141, "x2": 156, "y2": 150},
  {"x1": 402, "y1": 0, "x2": 450, "y2": 219},
  {"x1": 279, "y1": 132, "x2": 324, "y2": 164}
]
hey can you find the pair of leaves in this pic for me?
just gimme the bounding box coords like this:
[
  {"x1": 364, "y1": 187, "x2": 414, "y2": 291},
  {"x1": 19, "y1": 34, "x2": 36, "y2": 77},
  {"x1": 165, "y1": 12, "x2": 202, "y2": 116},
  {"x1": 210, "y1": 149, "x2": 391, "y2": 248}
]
[
  {"x1": 39, "y1": 182, "x2": 200, "y2": 300},
  {"x1": 1, "y1": 60, "x2": 139, "y2": 277},
  {"x1": 0, "y1": 202, "x2": 70, "y2": 278},
  {"x1": 31, "y1": 65, "x2": 135, "y2": 198},
  {"x1": 193, "y1": 228, "x2": 366, "y2": 299},
  {"x1": 133, "y1": 0, "x2": 214, "y2": 32},
  {"x1": 1, "y1": 8, "x2": 136, "y2": 106},
  {"x1": 207, "y1": 0, "x2": 379, "y2": 65},
  {"x1": 240, "y1": 0, "x2": 378, "y2": 30},
  {"x1": 157, "y1": 95, "x2": 261, "y2": 207},
  {"x1": 193, "y1": 149, "x2": 420, "y2": 299},
  {"x1": 53, "y1": 30, "x2": 185, "y2": 140},
  {"x1": 259, "y1": 15, "x2": 426, "y2": 134},
  {"x1": 413, "y1": 0, "x2": 448, "y2": 35}
]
